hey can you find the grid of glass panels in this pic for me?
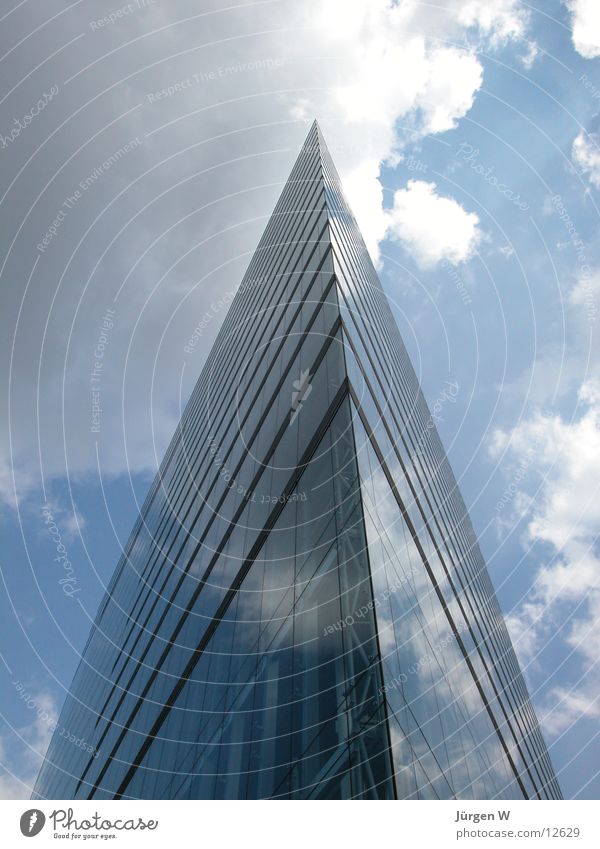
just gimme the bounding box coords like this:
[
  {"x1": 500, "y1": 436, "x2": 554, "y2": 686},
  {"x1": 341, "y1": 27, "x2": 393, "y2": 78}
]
[
  {"x1": 33, "y1": 123, "x2": 395, "y2": 800},
  {"x1": 314, "y1": 129, "x2": 560, "y2": 799},
  {"x1": 33, "y1": 122, "x2": 560, "y2": 800}
]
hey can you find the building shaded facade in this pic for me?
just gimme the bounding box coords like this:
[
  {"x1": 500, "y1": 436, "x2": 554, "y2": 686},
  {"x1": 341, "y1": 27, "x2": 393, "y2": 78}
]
[{"x1": 33, "y1": 122, "x2": 561, "y2": 800}]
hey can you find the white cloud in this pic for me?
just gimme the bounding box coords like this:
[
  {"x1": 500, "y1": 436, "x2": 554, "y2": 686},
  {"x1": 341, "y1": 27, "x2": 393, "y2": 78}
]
[
  {"x1": 384, "y1": 180, "x2": 482, "y2": 268},
  {"x1": 570, "y1": 272, "x2": 600, "y2": 304},
  {"x1": 416, "y1": 48, "x2": 483, "y2": 134},
  {"x1": 342, "y1": 159, "x2": 389, "y2": 265},
  {"x1": 567, "y1": 0, "x2": 600, "y2": 58},
  {"x1": 519, "y1": 41, "x2": 539, "y2": 69},
  {"x1": 0, "y1": 688, "x2": 59, "y2": 799},
  {"x1": 572, "y1": 131, "x2": 600, "y2": 188},
  {"x1": 290, "y1": 0, "x2": 528, "y2": 262},
  {"x1": 0, "y1": 0, "x2": 531, "y2": 510},
  {"x1": 39, "y1": 498, "x2": 86, "y2": 542},
  {"x1": 569, "y1": 267, "x2": 600, "y2": 322},
  {"x1": 456, "y1": 0, "x2": 528, "y2": 44},
  {"x1": 493, "y1": 380, "x2": 600, "y2": 736},
  {"x1": 0, "y1": 455, "x2": 20, "y2": 511},
  {"x1": 499, "y1": 244, "x2": 515, "y2": 259},
  {"x1": 541, "y1": 682, "x2": 600, "y2": 736}
]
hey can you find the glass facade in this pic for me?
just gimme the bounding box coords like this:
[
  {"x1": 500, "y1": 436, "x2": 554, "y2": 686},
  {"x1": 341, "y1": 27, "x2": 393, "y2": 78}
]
[{"x1": 33, "y1": 122, "x2": 561, "y2": 800}]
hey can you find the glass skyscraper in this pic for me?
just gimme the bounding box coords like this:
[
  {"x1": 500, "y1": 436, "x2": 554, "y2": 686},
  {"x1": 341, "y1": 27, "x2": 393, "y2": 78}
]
[{"x1": 33, "y1": 122, "x2": 561, "y2": 800}]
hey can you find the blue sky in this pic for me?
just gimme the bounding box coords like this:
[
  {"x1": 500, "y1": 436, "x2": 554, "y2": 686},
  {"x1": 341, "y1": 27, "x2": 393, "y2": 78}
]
[{"x1": 1, "y1": 0, "x2": 599, "y2": 799}]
